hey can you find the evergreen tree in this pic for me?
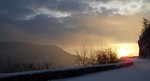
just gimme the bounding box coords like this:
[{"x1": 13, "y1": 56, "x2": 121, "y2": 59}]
[{"x1": 138, "y1": 18, "x2": 150, "y2": 58}]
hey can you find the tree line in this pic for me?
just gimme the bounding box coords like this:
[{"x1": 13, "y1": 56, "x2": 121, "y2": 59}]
[{"x1": 74, "y1": 44, "x2": 119, "y2": 66}]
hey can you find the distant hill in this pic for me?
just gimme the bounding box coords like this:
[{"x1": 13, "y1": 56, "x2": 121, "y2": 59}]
[{"x1": 0, "y1": 41, "x2": 76, "y2": 72}]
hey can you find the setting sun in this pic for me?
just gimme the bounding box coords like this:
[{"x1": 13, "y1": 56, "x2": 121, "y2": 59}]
[
  {"x1": 117, "y1": 48, "x2": 129, "y2": 58},
  {"x1": 109, "y1": 43, "x2": 139, "y2": 58}
]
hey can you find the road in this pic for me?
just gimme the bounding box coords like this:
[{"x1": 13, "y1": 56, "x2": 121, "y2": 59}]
[{"x1": 52, "y1": 58, "x2": 150, "y2": 81}]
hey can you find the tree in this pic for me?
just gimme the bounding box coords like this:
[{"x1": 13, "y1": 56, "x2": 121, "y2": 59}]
[
  {"x1": 97, "y1": 48, "x2": 118, "y2": 64},
  {"x1": 74, "y1": 44, "x2": 119, "y2": 66},
  {"x1": 11, "y1": 62, "x2": 53, "y2": 72},
  {"x1": 74, "y1": 44, "x2": 97, "y2": 66},
  {"x1": 138, "y1": 18, "x2": 150, "y2": 58},
  {"x1": 140, "y1": 18, "x2": 150, "y2": 38}
]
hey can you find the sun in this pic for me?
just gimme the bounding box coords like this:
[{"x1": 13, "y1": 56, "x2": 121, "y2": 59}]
[
  {"x1": 117, "y1": 48, "x2": 129, "y2": 58},
  {"x1": 111, "y1": 43, "x2": 139, "y2": 58}
]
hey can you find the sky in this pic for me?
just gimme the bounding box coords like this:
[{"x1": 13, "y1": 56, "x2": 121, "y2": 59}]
[{"x1": 0, "y1": 0, "x2": 150, "y2": 55}]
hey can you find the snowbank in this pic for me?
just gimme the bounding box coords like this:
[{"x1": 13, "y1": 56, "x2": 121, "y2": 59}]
[
  {"x1": 0, "y1": 59, "x2": 133, "y2": 81},
  {"x1": 53, "y1": 57, "x2": 150, "y2": 81}
]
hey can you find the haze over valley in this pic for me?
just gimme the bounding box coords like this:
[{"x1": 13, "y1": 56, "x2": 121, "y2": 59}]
[{"x1": 0, "y1": 41, "x2": 76, "y2": 72}]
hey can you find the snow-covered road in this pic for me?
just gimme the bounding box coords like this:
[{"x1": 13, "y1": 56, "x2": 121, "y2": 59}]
[{"x1": 52, "y1": 58, "x2": 150, "y2": 81}]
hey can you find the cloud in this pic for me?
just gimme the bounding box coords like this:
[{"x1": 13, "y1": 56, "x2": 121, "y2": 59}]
[
  {"x1": 57, "y1": 0, "x2": 87, "y2": 12},
  {"x1": 83, "y1": 0, "x2": 145, "y2": 15},
  {"x1": 0, "y1": 0, "x2": 150, "y2": 47}
]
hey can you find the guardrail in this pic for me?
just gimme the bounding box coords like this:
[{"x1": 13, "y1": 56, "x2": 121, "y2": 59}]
[{"x1": 0, "y1": 60, "x2": 133, "y2": 81}]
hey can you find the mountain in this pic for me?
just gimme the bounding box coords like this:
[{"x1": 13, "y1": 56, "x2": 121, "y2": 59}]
[{"x1": 0, "y1": 41, "x2": 76, "y2": 72}]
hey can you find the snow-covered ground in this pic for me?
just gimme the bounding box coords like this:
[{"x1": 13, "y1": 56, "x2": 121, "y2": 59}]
[{"x1": 52, "y1": 58, "x2": 150, "y2": 81}]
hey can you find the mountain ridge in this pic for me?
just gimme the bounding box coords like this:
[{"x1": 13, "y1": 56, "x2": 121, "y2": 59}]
[{"x1": 0, "y1": 41, "x2": 76, "y2": 72}]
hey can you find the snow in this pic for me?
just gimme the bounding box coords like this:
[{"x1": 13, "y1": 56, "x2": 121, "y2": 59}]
[
  {"x1": 51, "y1": 57, "x2": 150, "y2": 81},
  {"x1": 0, "y1": 69, "x2": 49, "y2": 78},
  {"x1": 0, "y1": 61, "x2": 125, "y2": 78}
]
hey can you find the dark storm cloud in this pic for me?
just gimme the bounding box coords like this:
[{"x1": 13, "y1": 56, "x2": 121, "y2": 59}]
[
  {"x1": 0, "y1": 0, "x2": 70, "y2": 19},
  {"x1": 57, "y1": 0, "x2": 88, "y2": 13},
  {"x1": 0, "y1": 0, "x2": 93, "y2": 42},
  {"x1": 0, "y1": 0, "x2": 35, "y2": 19},
  {"x1": 0, "y1": 0, "x2": 72, "y2": 42},
  {"x1": 0, "y1": 0, "x2": 149, "y2": 45}
]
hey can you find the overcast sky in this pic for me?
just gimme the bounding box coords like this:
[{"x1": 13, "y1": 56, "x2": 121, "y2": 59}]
[{"x1": 0, "y1": 0, "x2": 150, "y2": 50}]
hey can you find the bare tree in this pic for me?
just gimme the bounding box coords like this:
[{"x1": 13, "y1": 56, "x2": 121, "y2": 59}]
[
  {"x1": 75, "y1": 44, "x2": 119, "y2": 66},
  {"x1": 11, "y1": 61, "x2": 53, "y2": 72},
  {"x1": 6, "y1": 53, "x2": 11, "y2": 72},
  {"x1": 74, "y1": 44, "x2": 97, "y2": 66}
]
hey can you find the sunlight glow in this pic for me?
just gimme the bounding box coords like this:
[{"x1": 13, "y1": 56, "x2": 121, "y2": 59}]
[
  {"x1": 117, "y1": 48, "x2": 129, "y2": 58},
  {"x1": 109, "y1": 43, "x2": 139, "y2": 57}
]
